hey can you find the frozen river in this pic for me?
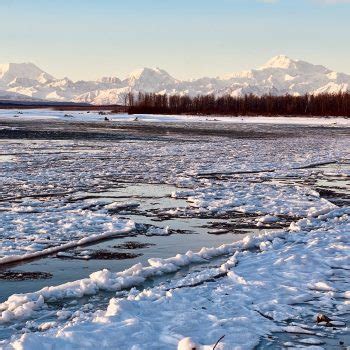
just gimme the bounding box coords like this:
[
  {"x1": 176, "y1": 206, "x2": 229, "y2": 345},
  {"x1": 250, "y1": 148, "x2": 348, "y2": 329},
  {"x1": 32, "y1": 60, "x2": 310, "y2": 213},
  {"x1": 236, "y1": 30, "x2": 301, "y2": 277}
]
[{"x1": 0, "y1": 110, "x2": 349, "y2": 349}]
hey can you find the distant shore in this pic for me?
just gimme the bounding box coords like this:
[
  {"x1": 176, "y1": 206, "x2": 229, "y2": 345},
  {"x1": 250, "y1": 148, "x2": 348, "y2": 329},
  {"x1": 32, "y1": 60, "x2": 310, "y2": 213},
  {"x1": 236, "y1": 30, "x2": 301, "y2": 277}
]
[
  {"x1": 1, "y1": 104, "x2": 350, "y2": 119},
  {"x1": 3, "y1": 91, "x2": 350, "y2": 118},
  {"x1": 0, "y1": 101, "x2": 127, "y2": 112}
]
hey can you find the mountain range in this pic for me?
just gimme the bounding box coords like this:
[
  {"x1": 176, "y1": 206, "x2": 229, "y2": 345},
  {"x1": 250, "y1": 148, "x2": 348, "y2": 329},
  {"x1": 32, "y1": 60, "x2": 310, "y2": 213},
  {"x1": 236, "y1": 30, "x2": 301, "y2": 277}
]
[{"x1": 0, "y1": 55, "x2": 349, "y2": 105}]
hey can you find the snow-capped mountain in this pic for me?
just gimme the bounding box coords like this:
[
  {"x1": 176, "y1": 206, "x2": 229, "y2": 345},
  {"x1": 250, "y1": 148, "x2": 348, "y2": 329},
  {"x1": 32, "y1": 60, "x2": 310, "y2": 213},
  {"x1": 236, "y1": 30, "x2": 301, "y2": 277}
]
[
  {"x1": 0, "y1": 63, "x2": 54, "y2": 86},
  {"x1": 0, "y1": 56, "x2": 349, "y2": 105}
]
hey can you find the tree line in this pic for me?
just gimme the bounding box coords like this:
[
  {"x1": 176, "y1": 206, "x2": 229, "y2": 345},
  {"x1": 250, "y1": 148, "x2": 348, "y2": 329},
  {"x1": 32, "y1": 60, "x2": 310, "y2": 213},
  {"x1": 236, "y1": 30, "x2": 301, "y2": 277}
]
[{"x1": 124, "y1": 92, "x2": 350, "y2": 117}]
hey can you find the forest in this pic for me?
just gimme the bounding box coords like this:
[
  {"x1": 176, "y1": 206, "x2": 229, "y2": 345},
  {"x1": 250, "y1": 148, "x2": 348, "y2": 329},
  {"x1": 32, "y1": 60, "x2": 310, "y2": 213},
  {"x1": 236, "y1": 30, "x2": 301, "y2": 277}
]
[{"x1": 125, "y1": 92, "x2": 350, "y2": 117}]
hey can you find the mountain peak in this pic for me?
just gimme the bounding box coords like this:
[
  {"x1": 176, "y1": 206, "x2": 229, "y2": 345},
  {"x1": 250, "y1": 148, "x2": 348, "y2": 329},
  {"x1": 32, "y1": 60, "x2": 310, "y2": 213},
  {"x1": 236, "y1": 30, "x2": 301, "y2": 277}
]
[
  {"x1": 128, "y1": 67, "x2": 172, "y2": 81},
  {"x1": 1, "y1": 57, "x2": 349, "y2": 104},
  {"x1": 261, "y1": 55, "x2": 297, "y2": 70},
  {"x1": 0, "y1": 62, "x2": 54, "y2": 83},
  {"x1": 99, "y1": 76, "x2": 121, "y2": 84}
]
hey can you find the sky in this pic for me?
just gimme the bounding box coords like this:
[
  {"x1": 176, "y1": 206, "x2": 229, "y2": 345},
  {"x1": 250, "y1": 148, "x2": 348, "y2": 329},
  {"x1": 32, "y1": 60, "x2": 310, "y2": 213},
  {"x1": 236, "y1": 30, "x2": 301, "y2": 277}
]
[{"x1": 0, "y1": 0, "x2": 349, "y2": 81}]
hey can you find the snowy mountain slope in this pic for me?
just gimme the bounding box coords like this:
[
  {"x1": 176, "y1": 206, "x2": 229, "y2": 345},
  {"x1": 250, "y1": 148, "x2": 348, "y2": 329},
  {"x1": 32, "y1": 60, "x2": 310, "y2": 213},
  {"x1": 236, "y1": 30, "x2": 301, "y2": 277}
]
[
  {"x1": 0, "y1": 89, "x2": 43, "y2": 102},
  {"x1": 0, "y1": 63, "x2": 54, "y2": 86},
  {"x1": 74, "y1": 87, "x2": 131, "y2": 105},
  {"x1": 126, "y1": 67, "x2": 179, "y2": 91},
  {"x1": 1, "y1": 55, "x2": 349, "y2": 105}
]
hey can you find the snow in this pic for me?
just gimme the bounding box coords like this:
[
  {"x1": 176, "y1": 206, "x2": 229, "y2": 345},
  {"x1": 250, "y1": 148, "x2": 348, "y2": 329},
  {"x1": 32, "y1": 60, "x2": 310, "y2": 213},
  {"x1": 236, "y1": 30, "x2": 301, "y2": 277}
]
[
  {"x1": 1, "y1": 55, "x2": 350, "y2": 104},
  {"x1": 128, "y1": 67, "x2": 178, "y2": 87},
  {"x1": 177, "y1": 338, "x2": 199, "y2": 350},
  {"x1": 0, "y1": 239, "x2": 243, "y2": 324},
  {"x1": 298, "y1": 338, "x2": 325, "y2": 345},
  {"x1": 256, "y1": 214, "x2": 279, "y2": 224},
  {"x1": 172, "y1": 182, "x2": 337, "y2": 218},
  {"x1": 0, "y1": 219, "x2": 135, "y2": 265},
  {"x1": 0, "y1": 198, "x2": 135, "y2": 264},
  {"x1": 2, "y1": 207, "x2": 349, "y2": 349},
  {"x1": 1, "y1": 108, "x2": 350, "y2": 126},
  {"x1": 260, "y1": 55, "x2": 298, "y2": 70},
  {"x1": 0, "y1": 116, "x2": 349, "y2": 348},
  {"x1": 145, "y1": 225, "x2": 170, "y2": 236},
  {"x1": 0, "y1": 63, "x2": 53, "y2": 85}
]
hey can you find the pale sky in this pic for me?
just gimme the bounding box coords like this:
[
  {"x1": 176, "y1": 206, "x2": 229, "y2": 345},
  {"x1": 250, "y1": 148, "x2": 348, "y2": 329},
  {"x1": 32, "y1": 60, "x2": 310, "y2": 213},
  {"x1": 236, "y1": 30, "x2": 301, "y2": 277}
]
[{"x1": 0, "y1": 0, "x2": 349, "y2": 81}]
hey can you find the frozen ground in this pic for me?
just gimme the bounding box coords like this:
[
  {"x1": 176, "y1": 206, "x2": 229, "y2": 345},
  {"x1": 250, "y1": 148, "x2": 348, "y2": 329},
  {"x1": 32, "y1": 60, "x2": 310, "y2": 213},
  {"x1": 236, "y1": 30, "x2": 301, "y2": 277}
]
[
  {"x1": 1, "y1": 108, "x2": 350, "y2": 126},
  {"x1": 0, "y1": 110, "x2": 349, "y2": 349}
]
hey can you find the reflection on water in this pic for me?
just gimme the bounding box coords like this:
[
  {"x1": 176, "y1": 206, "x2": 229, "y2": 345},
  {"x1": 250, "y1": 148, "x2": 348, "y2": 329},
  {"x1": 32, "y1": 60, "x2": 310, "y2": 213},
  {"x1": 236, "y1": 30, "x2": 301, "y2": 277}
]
[{"x1": 0, "y1": 183, "x2": 262, "y2": 302}]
